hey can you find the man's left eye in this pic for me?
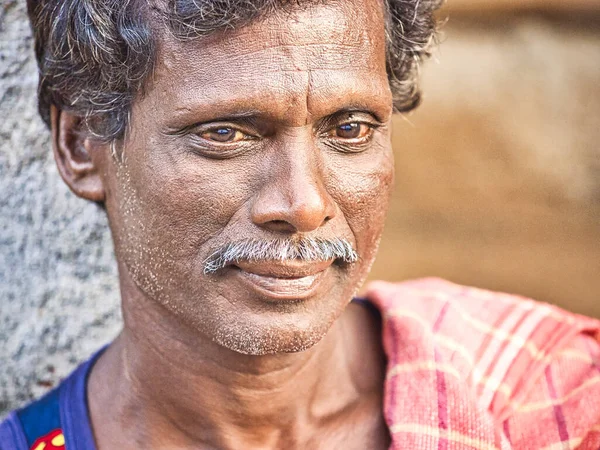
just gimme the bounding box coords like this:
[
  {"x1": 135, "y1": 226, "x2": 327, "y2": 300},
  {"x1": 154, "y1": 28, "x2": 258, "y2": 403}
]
[
  {"x1": 330, "y1": 122, "x2": 372, "y2": 140},
  {"x1": 200, "y1": 127, "x2": 246, "y2": 143}
]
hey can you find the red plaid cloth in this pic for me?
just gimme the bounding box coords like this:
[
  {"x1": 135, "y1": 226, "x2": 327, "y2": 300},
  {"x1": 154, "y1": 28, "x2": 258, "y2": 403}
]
[{"x1": 366, "y1": 278, "x2": 600, "y2": 450}]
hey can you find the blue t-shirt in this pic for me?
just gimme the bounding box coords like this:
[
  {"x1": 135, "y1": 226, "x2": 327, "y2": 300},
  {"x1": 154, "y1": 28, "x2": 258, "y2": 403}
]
[{"x1": 0, "y1": 348, "x2": 104, "y2": 450}]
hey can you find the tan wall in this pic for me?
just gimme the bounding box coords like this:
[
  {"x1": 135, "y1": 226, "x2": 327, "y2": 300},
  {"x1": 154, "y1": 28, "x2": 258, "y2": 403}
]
[
  {"x1": 446, "y1": 0, "x2": 600, "y2": 13},
  {"x1": 367, "y1": 14, "x2": 600, "y2": 317}
]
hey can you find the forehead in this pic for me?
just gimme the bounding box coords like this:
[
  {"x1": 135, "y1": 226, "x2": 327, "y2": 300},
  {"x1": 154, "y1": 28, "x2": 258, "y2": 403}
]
[{"x1": 141, "y1": 0, "x2": 391, "y2": 125}]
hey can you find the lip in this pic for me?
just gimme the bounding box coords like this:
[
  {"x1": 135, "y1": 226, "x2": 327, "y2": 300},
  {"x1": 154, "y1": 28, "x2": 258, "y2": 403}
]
[{"x1": 232, "y1": 260, "x2": 333, "y2": 300}]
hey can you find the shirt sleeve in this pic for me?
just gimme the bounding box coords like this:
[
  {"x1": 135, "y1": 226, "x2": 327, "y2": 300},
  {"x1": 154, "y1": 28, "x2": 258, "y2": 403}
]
[
  {"x1": 0, "y1": 412, "x2": 29, "y2": 450},
  {"x1": 502, "y1": 331, "x2": 600, "y2": 449}
]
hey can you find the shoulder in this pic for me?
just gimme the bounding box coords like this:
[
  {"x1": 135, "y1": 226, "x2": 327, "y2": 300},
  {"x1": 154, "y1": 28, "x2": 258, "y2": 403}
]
[
  {"x1": 365, "y1": 276, "x2": 598, "y2": 324},
  {"x1": 0, "y1": 346, "x2": 104, "y2": 450},
  {"x1": 0, "y1": 387, "x2": 65, "y2": 450},
  {"x1": 0, "y1": 413, "x2": 28, "y2": 450},
  {"x1": 364, "y1": 277, "x2": 600, "y2": 353},
  {"x1": 364, "y1": 277, "x2": 600, "y2": 389},
  {"x1": 366, "y1": 278, "x2": 600, "y2": 448}
]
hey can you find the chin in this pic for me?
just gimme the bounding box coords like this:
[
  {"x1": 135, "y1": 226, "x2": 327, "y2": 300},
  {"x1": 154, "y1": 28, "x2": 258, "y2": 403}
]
[
  {"x1": 208, "y1": 302, "x2": 344, "y2": 356},
  {"x1": 181, "y1": 264, "x2": 357, "y2": 356}
]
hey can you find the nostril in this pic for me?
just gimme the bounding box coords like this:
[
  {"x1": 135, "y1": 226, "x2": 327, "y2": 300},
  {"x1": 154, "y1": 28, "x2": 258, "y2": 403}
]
[{"x1": 264, "y1": 219, "x2": 297, "y2": 233}]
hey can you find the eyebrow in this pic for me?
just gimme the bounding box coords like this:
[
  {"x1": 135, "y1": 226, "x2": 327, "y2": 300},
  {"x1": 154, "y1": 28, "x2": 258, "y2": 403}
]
[
  {"x1": 163, "y1": 110, "x2": 264, "y2": 135},
  {"x1": 325, "y1": 107, "x2": 389, "y2": 124},
  {"x1": 157, "y1": 66, "x2": 394, "y2": 130},
  {"x1": 164, "y1": 105, "x2": 388, "y2": 138},
  {"x1": 165, "y1": 96, "x2": 392, "y2": 129}
]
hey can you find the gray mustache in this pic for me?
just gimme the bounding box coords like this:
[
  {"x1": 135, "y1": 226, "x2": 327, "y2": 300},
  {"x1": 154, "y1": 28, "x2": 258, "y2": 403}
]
[{"x1": 203, "y1": 238, "x2": 358, "y2": 274}]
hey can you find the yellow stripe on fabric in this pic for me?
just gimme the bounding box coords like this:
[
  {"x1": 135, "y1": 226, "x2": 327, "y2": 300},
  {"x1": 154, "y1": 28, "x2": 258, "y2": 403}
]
[
  {"x1": 478, "y1": 305, "x2": 550, "y2": 409},
  {"x1": 394, "y1": 285, "x2": 577, "y2": 325},
  {"x1": 439, "y1": 302, "x2": 550, "y2": 361},
  {"x1": 385, "y1": 306, "x2": 548, "y2": 361},
  {"x1": 433, "y1": 332, "x2": 476, "y2": 366},
  {"x1": 383, "y1": 308, "x2": 517, "y2": 400},
  {"x1": 475, "y1": 375, "x2": 513, "y2": 399},
  {"x1": 383, "y1": 305, "x2": 597, "y2": 409},
  {"x1": 383, "y1": 308, "x2": 432, "y2": 330},
  {"x1": 554, "y1": 348, "x2": 596, "y2": 363},
  {"x1": 386, "y1": 361, "x2": 513, "y2": 401},
  {"x1": 385, "y1": 308, "x2": 589, "y2": 367},
  {"x1": 539, "y1": 437, "x2": 582, "y2": 450},
  {"x1": 381, "y1": 308, "x2": 480, "y2": 367},
  {"x1": 387, "y1": 364, "x2": 513, "y2": 404},
  {"x1": 436, "y1": 337, "x2": 593, "y2": 375},
  {"x1": 516, "y1": 375, "x2": 600, "y2": 412},
  {"x1": 386, "y1": 361, "x2": 462, "y2": 379},
  {"x1": 389, "y1": 423, "x2": 500, "y2": 450}
]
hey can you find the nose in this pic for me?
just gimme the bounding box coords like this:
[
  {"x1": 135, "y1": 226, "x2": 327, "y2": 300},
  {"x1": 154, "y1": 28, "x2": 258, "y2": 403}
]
[{"x1": 251, "y1": 144, "x2": 337, "y2": 234}]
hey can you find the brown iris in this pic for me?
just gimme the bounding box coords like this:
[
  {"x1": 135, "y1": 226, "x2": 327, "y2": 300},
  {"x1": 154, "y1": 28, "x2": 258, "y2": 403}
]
[
  {"x1": 201, "y1": 127, "x2": 244, "y2": 143},
  {"x1": 334, "y1": 122, "x2": 371, "y2": 140}
]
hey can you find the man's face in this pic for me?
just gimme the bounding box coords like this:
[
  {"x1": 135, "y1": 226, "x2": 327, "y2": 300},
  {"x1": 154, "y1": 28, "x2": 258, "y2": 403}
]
[{"x1": 103, "y1": 0, "x2": 394, "y2": 354}]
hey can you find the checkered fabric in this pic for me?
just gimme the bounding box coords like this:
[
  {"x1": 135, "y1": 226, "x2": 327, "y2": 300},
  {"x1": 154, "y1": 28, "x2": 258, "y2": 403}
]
[{"x1": 366, "y1": 278, "x2": 600, "y2": 450}]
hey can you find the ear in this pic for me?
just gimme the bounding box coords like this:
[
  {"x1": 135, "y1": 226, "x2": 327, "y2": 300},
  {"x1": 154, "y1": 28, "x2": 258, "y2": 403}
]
[{"x1": 50, "y1": 105, "x2": 106, "y2": 202}]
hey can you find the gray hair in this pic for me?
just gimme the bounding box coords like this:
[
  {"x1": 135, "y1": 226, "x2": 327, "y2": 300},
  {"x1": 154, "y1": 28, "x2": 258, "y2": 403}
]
[
  {"x1": 203, "y1": 237, "x2": 358, "y2": 274},
  {"x1": 26, "y1": 0, "x2": 442, "y2": 142}
]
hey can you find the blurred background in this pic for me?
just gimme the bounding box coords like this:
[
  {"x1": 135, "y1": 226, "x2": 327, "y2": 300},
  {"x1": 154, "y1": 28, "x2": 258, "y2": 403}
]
[
  {"x1": 368, "y1": 1, "x2": 600, "y2": 318},
  {"x1": 1, "y1": 0, "x2": 600, "y2": 415}
]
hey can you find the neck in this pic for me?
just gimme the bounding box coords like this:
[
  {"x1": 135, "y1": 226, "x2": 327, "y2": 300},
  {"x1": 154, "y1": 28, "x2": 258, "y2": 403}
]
[{"x1": 87, "y1": 275, "x2": 386, "y2": 449}]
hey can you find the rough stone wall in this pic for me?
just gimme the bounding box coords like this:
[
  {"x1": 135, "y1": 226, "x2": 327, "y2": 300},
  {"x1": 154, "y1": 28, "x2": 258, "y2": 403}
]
[
  {"x1": 0, "y1": 1, "x2": 120, "y2": 417},
  {"x1": 1, "y1": 1, "x2": 599, "y2": 417}
]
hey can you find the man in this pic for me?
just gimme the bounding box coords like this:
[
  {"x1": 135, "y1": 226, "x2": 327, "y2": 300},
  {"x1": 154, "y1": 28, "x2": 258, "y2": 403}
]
[{"x1": 1, "y1": 0, "x2": 600, "y2": 449}]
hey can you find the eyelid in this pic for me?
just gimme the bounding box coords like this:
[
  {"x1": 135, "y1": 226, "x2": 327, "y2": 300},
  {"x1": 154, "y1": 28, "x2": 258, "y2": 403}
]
[
  {"x1": 336, "y1": 119, "x2": 381, "y2": 130},
  {"x1": 327, "y1": 123, "x2": 375, "y2": 142},
  {"x1": 167, "y1": 113, "x2": 260, "y2": 135},
  {"x1": 321, "y1": 120, "x2": 381, "y2": 141},
  {"x1": 318, "y1": 110, "x2": 382, "y2": 133},
  {"x1": 185, "y1": 124, "x2": 257, "y2": 159},
  {"x1": 201, "y1": 128, "x2": 246, "y2": 143},
  {"x1": 192, "y1": 122, "x2": 259, "y2": 141}
]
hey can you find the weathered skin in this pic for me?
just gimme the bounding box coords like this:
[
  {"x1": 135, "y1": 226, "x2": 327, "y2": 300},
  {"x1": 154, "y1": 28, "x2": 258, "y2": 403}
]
[{"x1": 51, "y1": 0, "x2": 394, "y2": 448}]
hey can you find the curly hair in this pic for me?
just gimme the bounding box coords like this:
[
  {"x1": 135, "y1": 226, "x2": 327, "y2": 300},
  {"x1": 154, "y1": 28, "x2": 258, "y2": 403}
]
[{"x1": 26, "y1": 0, "x2": 442, "y2": 142}]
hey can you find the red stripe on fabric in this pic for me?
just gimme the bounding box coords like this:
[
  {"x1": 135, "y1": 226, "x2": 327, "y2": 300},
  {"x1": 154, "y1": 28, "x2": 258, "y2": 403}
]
[
  {"x1": 545, "y1": 366, "x2": 570, "y2": 442},
  {"x1": 435, "y1": 348, "x2": 449, "y2": 450},
  {"x1": 386, "y1": 318, "x2": 399, "y2": 424},
  {"x1": 434, "y1": 302, "x2": 452, "y2": 450},
  {"x1": 503, "y1": 419, "x2": 511, "y2": 444},
  {"x1": 584, "y1": 337, "x2": 600, "y2": 374},
  {"x1": 432, "y1": 301, "x2": 450, "y2": 333}
]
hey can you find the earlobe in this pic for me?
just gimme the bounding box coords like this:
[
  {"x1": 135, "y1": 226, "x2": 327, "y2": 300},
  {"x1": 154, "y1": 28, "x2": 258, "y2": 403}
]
[{"x1": 51, "y1": 106, "x2": 106, "y2": 202}]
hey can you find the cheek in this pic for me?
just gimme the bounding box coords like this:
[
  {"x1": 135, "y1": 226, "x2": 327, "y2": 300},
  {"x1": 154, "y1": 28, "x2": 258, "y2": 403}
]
[
  {"x1": 109, "y1": 143, "x2": 259, "y2": 294},
  {"x1": 130, "y1": 153, "x2": 254, "y2": 238},
  {"x1": 328, "y1": 150, "x2": 394, "y2": 256}
]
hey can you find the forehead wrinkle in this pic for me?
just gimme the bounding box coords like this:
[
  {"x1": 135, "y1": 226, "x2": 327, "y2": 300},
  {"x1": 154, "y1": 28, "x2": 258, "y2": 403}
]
[
  {"x1": 155, "y1": 45, "x2": 385, "y2": 126},
  {"x1": 160, "y1": 0, "x2": 377, "y2": 74},
  {"x1": 156, "y1": 31, "x2": 376, "y2": 103},
  {"x1": 161, "y1": 65, "x2": 391, "y2": 128},
  {"x1": 186, "y1": 34, "x2": 371, "y2": 74},
  {"x1": 153, "y1": 64, "x2": 391, "y2": 127},
  {"x1": 146, "y1": 0, "x2": 388, "y2": 127}
]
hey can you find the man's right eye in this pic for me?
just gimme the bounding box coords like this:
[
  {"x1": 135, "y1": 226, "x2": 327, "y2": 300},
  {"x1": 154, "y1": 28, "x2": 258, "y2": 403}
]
[{"x1": 200, "y1": 127, "x2": 246, "y2": 143}]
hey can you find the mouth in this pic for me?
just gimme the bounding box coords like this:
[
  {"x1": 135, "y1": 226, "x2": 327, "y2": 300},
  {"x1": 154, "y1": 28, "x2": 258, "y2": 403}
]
[{"x1": 231, "y1": 260, "x2": 334, "y2": 300}]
